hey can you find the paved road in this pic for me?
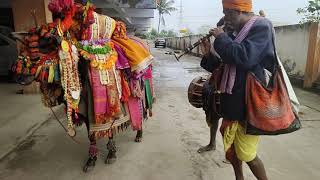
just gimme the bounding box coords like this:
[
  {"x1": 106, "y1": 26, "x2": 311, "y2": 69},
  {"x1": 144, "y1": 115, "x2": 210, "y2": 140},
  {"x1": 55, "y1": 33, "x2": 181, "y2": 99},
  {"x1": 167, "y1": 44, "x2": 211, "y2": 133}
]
[{"x1": 1, "y1": 47, "x2": 320, "y2": 180}]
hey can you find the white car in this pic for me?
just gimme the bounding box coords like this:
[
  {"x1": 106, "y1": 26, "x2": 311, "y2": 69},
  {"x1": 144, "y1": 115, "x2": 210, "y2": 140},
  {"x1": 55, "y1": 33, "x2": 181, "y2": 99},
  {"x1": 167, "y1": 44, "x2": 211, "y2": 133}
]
[
  {"x1": 154, "y1": 38, "x2": 166, "y2": 48},
  {"x1": 0, "y1": 31, "x2": 18, "y2": 79}
]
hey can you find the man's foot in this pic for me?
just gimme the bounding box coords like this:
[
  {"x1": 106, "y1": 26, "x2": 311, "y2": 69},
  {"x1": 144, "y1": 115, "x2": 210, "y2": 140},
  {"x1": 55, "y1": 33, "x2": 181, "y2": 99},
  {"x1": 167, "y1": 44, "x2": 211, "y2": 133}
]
[
  {"x1": 222, "y1": 159, "x2": 231, "y2": 164},
  {"x1": 197, "y1": 144, "x2": 216, "y2": 153},
  {"x1": 135, "y1": 130, "x2": 143, "y2": 143},
  {"x1": 83, "y1": 156, "x2": 97, "y2": 173}
]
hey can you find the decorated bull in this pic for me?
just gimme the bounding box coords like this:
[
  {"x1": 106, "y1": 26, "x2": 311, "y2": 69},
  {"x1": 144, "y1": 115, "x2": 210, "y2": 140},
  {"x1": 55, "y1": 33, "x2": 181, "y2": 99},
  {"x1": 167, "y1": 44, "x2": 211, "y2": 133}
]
[{"x1": 12, "y1": 0, "x2": 155, "y2": 172}]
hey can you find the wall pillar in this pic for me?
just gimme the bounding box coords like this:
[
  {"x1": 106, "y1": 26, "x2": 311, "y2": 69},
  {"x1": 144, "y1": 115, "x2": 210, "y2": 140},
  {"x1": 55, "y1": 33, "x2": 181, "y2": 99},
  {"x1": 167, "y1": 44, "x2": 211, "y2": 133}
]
[
  {"x1": 304, "y1": 22, "x2": 320, "y2": 88},
  {"x1": 11, "y1": 0, "x2": 52, "y2": 31}
]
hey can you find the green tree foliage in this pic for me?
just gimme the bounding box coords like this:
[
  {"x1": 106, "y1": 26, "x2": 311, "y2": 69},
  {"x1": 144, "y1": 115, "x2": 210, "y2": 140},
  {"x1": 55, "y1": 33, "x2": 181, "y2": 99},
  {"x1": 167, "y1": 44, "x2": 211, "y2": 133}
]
[
  {"x1": 297, "y1": 0, "x2": 320, "y2": 23},
  {"x1": 167, "y1": 30, "x2": 177, "y2": 37},
  {"x1": 143, "y1": 28, "x2": 177, "y2": 39}
]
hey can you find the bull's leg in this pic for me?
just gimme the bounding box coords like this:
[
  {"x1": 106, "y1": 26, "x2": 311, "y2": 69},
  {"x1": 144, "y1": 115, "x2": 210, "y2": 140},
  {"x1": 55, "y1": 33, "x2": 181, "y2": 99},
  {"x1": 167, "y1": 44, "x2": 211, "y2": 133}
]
[
  {"x1": 82, "y1": 115, "x2": 97, "y2": 173},
  {"x1": 105, "y1": 135, "x2": 117, "y2": 164},
  {"x1": 83, "y1": 134, "x2": 98, "y2": 172}
]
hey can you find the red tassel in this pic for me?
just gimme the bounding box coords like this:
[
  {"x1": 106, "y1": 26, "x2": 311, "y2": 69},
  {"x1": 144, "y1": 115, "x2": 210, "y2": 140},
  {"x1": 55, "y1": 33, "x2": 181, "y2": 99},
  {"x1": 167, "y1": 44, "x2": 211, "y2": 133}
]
[{"x1": 61, "y1": 14, "x2": 72, "y2": 32}]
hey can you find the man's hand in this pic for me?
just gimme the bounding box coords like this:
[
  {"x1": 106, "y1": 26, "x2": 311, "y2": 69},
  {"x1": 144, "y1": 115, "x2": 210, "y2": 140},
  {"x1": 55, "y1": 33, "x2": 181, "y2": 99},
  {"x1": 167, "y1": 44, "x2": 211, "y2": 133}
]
[
  {"x1": 210, "y1": 27, "x2": 224, "y2": 38},
  {"x1": 200, "y1": 38, "x2": 211, "y2": 58}
]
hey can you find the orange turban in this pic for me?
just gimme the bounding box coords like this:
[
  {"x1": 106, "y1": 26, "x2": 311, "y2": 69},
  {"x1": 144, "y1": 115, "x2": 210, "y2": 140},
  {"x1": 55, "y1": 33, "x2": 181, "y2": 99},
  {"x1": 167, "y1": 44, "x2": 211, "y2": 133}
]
[{"x1": 222, "y1": 0, "x2": 252, "y2": 12}]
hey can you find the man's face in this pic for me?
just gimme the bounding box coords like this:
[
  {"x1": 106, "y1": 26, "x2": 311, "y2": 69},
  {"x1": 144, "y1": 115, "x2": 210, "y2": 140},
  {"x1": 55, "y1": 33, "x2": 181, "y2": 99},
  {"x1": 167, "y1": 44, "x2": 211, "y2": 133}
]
[{"x1": 223, "y1": 8, "x2": 241, "y2": 31}]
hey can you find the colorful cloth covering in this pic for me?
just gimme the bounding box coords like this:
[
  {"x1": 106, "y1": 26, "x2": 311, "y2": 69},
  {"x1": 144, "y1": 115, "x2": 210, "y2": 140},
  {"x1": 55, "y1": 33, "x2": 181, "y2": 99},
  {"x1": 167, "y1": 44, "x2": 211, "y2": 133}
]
[
  {"x1": 112, "y1": 22, "x2": 153, "y2": 72},
  {"x1": 79, "y1": 61, "x2": 129, "y2": 139},
  {"x1": 91, "y1": 12, "x2": 116, "y2": 39},
  {"x1": 222, "y1": 0, "x2": 252, "y2": 12},
  {"x1": 89, "y1": 66, "x2": 122, "y2": 124},
  {"x1": 79, "y1": 13, "x2": 130, "y2": 139},
  {"x1": 128, "y1": 97, "x2": 143, "y2": 130},
  {"x1": 220, "y1": 119, "x2": 259, "y2": 162},
  {"x1": 114, "y1": 43, "x2": 130, "y2": 70},
  {"x1": 129, "y1": 35, "x2": 150, "y2": 52},
  {"x1": 112, "y1": 38, "x2": 153, "y2": 72},
  {"x1": 143, "y1": 67, "x2": 154, "y2": 110}
]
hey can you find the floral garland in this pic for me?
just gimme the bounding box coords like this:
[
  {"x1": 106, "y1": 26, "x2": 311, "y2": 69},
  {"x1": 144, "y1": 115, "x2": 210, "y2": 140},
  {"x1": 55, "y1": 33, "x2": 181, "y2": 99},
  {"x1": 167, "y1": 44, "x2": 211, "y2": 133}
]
[
  {"x1": 80, "y1": 44, "x2": 112, "y2": 54},
  {"x1": 58, "y1": 34, "x2": 81, "y2": 137},
  {"x1": 90, "y1": 52, "x2": 118, "y2": 70},
  {"x1": 79, "y1": 38, "x2": 110, "y2": 46},
  {"x1": 78, "y1": 41, "x2": 118, "y2": 71}
]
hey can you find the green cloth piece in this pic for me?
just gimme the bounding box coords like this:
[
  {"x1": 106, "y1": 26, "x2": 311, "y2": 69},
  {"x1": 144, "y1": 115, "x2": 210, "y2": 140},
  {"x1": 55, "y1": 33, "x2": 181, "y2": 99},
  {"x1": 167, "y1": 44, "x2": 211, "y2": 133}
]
[{"x1": 145, "y1": 79, "x2": 152, "y2": 109}]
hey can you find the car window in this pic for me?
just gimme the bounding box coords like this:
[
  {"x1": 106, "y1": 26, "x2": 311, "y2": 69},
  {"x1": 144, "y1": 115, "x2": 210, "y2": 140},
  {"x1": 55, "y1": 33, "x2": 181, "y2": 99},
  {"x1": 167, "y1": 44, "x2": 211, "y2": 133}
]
[{"x1": 0, "y1": 37, "x2": 9, "y2": 46}]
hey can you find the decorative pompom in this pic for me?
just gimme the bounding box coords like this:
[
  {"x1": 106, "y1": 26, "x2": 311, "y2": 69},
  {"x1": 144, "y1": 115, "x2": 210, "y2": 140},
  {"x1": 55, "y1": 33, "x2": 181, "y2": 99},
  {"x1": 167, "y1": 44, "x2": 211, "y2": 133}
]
[
  {"x1": 48, "y1": 0, "x2": 62, "y2": 14},
  {"x1": 48, "y1": 0, "x2": 74, "y2": 14}
]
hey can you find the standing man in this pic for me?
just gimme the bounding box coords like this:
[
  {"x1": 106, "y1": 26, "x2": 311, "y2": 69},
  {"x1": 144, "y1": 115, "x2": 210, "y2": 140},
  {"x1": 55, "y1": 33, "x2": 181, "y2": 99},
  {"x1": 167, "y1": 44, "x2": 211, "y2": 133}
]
[
  {"x1": 198, "y1": 16, "x2": 236, "y2": 154},
  {"x1": 201, "y1": 0, "x2": 274, "y2": 179},
  {"x1": 197, "y1": 18, "x2": 225, "y2": 154}
]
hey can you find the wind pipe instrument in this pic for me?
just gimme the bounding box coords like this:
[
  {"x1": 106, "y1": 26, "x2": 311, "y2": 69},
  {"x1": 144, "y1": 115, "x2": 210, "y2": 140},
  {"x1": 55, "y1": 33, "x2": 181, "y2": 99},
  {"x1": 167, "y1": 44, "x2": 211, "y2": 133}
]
[{"x1": 174, "y1": 25, "x2": 225, "y2": 61}]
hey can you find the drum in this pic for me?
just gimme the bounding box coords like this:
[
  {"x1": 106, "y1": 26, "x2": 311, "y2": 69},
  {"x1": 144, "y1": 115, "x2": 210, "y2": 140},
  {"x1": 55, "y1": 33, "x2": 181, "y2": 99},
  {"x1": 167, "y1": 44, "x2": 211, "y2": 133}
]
[{"x1": 187, "y1": 75, "x2": 209, "y2": 108}]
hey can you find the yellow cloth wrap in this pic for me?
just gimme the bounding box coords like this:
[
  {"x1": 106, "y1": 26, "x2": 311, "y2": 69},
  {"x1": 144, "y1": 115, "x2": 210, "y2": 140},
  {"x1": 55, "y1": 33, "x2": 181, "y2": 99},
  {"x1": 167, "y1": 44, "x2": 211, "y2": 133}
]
[
  {"x1": 112, "y1": 37, "x2": 153, "y2": 72},
  {"x1": 223, "y1": 121, "x2": 259, "y2": 162},
  {"x1": 48, "y1": 65, "x2": 54, "y2": 83},
  {"x1": 128, "y1": 35, "x2": 150, "y2": 52},
  {"x1": 222, "y1": 0, "x2": 253, "y2": 12},
  {"x1": 35, "y1": 66, "x2": 42, "y2": 78}
]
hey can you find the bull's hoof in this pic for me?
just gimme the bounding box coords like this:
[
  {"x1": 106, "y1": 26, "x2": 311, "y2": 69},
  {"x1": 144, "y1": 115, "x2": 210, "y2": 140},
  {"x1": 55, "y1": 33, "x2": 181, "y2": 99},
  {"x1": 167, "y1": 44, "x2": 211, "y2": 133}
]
[
  {"x1": 83, "y1": 156, "x2": 97, "y2": 173},
  {"x1": 105, "y1": 151, "x2": 117, "y2": 164},
  {"x1": 135, "y1": 130, "x2": 143, "y2": 143},
  {"x1": 134, "y1": 136, "x2": 142, "y2": 142}
]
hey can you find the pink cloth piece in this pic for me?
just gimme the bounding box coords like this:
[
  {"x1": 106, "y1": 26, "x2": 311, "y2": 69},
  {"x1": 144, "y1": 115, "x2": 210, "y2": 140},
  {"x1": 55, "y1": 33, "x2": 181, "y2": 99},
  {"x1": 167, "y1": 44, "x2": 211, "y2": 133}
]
[
  {"x1": 143, "y1": 66, "x2": 152, "y2": 80},
  {"x1": 128, "y1": 97, "x2": 143, "y2": 130},
  {"x1": 89, "y1": 68, "x2": 110, "y2": 115},
  {"x1": 130, "y1": 79, "x2": 143, "y2": 98},
  {"x1": 143, "y1": 66, "x2": 154, "y2": 96},
  {"x1": 114, "y1": 43, "x2": 130, "y2": 70},
  {"x1": 219, "y1": 16, "x2": 260, "y2": 94}
]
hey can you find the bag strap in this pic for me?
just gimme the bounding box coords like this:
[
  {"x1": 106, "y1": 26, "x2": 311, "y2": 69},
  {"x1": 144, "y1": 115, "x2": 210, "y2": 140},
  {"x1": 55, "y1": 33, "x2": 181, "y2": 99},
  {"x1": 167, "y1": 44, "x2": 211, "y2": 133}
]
[
  {"x1": 234, "y1": 16, "x2": 260, "y2": 43},
  {"x1": 271, "y1": 27, "x2": 281, "y2": 68}
]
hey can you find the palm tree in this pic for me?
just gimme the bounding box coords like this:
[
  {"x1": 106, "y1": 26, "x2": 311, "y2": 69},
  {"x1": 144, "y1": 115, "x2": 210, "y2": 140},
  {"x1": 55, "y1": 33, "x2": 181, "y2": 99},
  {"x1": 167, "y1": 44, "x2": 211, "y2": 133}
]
[{"x1": 157, "y1": 0, "x2": 177, "y2": 33}]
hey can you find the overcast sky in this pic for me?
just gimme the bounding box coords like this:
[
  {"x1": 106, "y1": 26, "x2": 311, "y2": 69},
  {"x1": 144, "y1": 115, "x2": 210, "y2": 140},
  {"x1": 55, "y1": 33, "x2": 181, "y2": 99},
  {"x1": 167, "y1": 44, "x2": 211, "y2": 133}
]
[{"x1": 152, "y1": 0, "x2": 309, "y2": 33}]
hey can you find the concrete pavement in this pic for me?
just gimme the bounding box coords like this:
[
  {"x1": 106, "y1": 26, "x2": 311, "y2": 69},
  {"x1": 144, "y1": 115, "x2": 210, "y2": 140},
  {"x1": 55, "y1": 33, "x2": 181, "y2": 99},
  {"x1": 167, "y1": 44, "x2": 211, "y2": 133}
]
[
  {"x1": 0, "y1": 84, "x2": 54, "y2": 160},
  {"x1": 0, "y1": 47, "x2": 320, "y2": 180}
]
